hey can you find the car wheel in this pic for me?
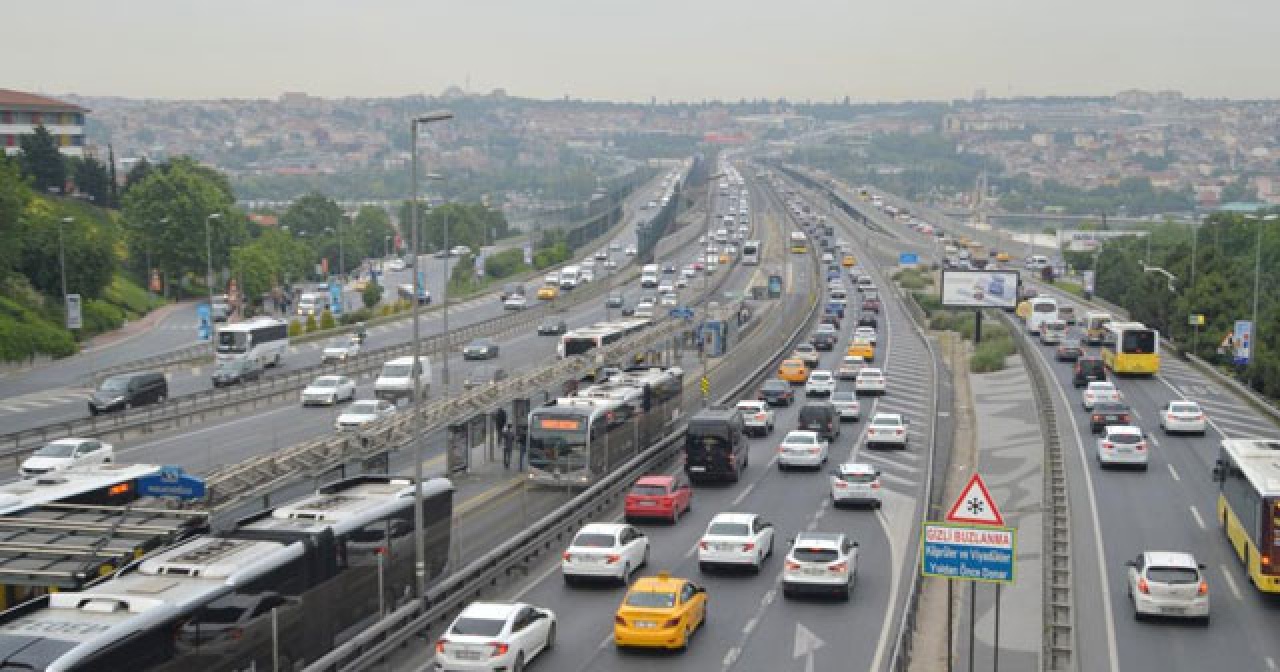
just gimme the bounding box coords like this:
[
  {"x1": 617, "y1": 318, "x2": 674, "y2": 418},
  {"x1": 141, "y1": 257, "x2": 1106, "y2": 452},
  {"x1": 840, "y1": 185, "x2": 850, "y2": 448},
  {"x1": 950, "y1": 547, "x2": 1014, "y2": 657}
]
[
  {"x1": 621, "y1": 563, "x2": 631, "y2": 585},
  {"x1": 563, "y1": 574, "x2": 576, "y2": 587},
  {"x1": 671, "y1": 507, "x2": 680, "y2": 524},
  {"x1": 546, "y1": 622, "x2": 557, "y2": 649},
  {"x1": 642, "y1": 546, "x2": 650, "y2": 568},
  {"x1": 513, "y1": 652, "x2": 525, "y2": 672}
]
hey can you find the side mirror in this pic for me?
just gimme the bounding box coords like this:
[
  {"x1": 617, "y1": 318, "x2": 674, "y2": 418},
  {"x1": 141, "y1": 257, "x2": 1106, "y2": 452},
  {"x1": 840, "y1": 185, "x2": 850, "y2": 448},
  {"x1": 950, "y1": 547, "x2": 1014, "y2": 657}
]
[
  {"x1": 1198, "y1": 563, "x2": 1207, "y2": 570},
  {"x1": 1211, "y1": 464, "x2": 1224, "y2": 483}
]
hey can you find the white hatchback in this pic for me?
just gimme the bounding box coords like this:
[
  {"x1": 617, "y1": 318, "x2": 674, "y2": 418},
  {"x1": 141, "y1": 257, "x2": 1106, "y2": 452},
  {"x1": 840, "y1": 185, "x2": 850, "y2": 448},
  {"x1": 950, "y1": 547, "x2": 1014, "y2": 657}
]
[
  {"x1": 855, "y1": 368, "x2": 887, "y2": 395},
  {"x1": 562, "y1": 523, "x2": 649, "y2": 585},
  {"x1": 782, "y1": 532, "x2": 858, "y2": 600},
  {"x1": 866, "y1": 413, "x2": 909, "y2": 449},
  {"x1": 1159, "y1": 400, "x2": 1207, "y2": 435},
  {"x1": 830, "y1": 463, "x2": 882, "y2": 508},
  {"x1": 1082, "y1": 381, "x2": 1121, "y2": 410},
  {"x1": 805, "y1": 370, "x2": 836, "y2": 397},
  {"x1": 853, "y1": 326, "x2": 877, "y2": 345},
  {"x1": 1097, "y1": 425, "x2": 1149, "y2": 469},
  {"x1": 735, "y1": 400, "x2": 775, "y2": 437},
  {"x1": 837, "y1": 356, "x2": 867, "y2": 380},
  {"x1": 698, "y1": 512, "x2": 775, "y2": 573},
  {"x1": 435, "y1": 601, "x2": 557, "y2": 671},
  {"x1": 1126, "y1": 551, "x2": 1210, "y2": 623},
  {"x1": 778, "y1": 430, "x2": 829, "y2": 470}
]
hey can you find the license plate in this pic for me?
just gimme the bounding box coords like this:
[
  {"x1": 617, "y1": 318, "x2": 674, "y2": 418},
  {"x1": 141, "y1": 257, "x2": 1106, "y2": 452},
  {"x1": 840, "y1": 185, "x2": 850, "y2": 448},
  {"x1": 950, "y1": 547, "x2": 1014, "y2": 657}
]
[
  {"x1": 636, "y1": 620, "x2": 657, "y2": 629},
  {"x1": 455, "y1": 650, "x2": 483, "y2": 661},
  {"x1": 718, "y1": 543, "x2": 736, "y2": 551},
  {"x1": 690, "y1": 466, "x2": 706, "y2": 472},
  {"x1": 804, "y1": 568, "x2": 826, "y2": 576},
  {"x1": 639, "y1": 501, "x2": 656, "y2": 506},
  {"x1": 1161, "y1": 606, "x2": 1185, "y2": 615}
]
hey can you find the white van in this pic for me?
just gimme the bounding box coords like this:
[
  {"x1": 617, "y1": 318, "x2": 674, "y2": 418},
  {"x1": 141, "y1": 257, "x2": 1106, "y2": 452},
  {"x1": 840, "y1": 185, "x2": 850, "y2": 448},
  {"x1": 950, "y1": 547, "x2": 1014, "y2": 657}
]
[
  {"x1": 641, "y1": 264, "x2": 660, "y2": 288},
  {"x1": 1026, "y1": 297, "x2": 1059, "y2": 335},
  {"x1": 374, "y1": 356, "x2": 431, "y2": 402},
  {"x1": 1039, "y1": 319, "x2": 1068, "y2": 345},
  {"x1": 559, "y1": 266, "x2": 581, "y2": 290}
]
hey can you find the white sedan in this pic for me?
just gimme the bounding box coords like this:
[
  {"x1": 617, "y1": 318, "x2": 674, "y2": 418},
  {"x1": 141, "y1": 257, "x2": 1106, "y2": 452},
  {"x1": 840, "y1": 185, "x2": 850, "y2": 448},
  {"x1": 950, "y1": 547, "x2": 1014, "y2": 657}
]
[
  {"x1": 805, "y1": 370, "x2": 836, "y2": 397},
  {"x1": 736, "y1": 400, "x2": 775, "y2": 437},
  {"x1": 302, "y1": 375, "x2": 356, "y2": 406},
  {"x1": 435, "y1": 602, "x2": 557, "y2": 671},
  {"x1": 778, "y1": 430, "x2": 829, "y2": 470},
  {"x1": 855, "y1": 368, "x2": 887, "y2": 395},
  {"x1": 837, "y1": 356, "x2": 867, "y2": 380},
  {"x1": 562, "y1": 523, "x2": 649, "y2": 585},
  {"x1": 830, "y1": 391, "x2": 861, "y2": 422},
  {"x1": 1082, "y1": 381, "x2": 1122, "y2": 410},
  {"x1": 387, "y1": 258, "x2": 406, "y2": 271},
  {"x1": 502, "y1": 294, "x2": 528, "y2": 310},
  {"x1": 1126, "y1": 551, "x2": 1210, "y2": 623},
  {"x1": 1097, "y1": 425, "x2": 1149, "y2": 469},
  {"x1": 334, "y1": 399, "x2": 397, "y2": 430},
  {"x1": 830, "y1": 462, "x2": 882, "y2": 508},
  {"x1": 21, "y1": 438, "x2": 113, "y2": 478},
  {"x1": 1159, "y1": 400, "x2": 1207, "y2": 435},
  {"x1": 322, "y1": 336, "x2": 362, "y2": 363},
  {"x1": 854, "y1": 326, "x2": 877, "y2": 345},
  {"x1": 698, "y1": 512, "x2": 775, "y2": 573},
  {"x1": 866, "y1": 413, "x2": 909, "y2": 449}
]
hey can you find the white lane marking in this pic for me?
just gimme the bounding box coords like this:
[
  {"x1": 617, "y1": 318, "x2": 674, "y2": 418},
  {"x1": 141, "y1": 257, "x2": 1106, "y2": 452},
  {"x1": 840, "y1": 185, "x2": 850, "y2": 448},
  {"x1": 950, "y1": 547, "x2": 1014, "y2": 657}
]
[
  {"x1": 868, "y1": 506, "x2": 901, "y2": 672},
  {"x1": 1219, "y1": 564, "x2": 1244, "y2": 601},
  {"x1": 1024, "y1": 340, "x2": 1120, "y2": 672},
  {"x1": 1265, "y1": 656, "x2": 1277, "y2": 671},
  {"x1": 1167, "y1": 463, "x2": 1180, "y2": 482},
  {"x1": 1189, "y1": 505, "x2": 1206, "y2": 530},
  {"x1": 742, "y1": 616, "x2": 758, "y2": 635}
]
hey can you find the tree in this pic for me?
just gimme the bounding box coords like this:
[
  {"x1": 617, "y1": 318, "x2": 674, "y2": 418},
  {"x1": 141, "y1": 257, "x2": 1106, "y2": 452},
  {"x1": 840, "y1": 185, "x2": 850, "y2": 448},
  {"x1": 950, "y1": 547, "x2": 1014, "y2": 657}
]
[
  {"x1": 106, "y1": 145, "x2": 119, "y2": 208},
  {"x1": 123, "y1": 158, "x2": 152, "y2": 195},
  {"x1": 361, "y1": 281, "x2": 384, "y2": 309},
  {"x1": 18, "y1": 126, "x2": 66, "y2": 193},
  {"x1": 69, "y1": 156, "x2": 111, "y2": 206},
  {"x1": 17, "y1": 199, "x2": 117, "y2": 300},
  {"x1": 230, "y1": 228, "x2": 313, "y2": 302},
  {"x1": 0, "y1": 159, "x2": 32, "y2": 278},
  {"x1": 281, "y1": 192, "x2": 344, "y2": 239},
  {"x1": 351, "y1": 206, "x2": 395, "y2": 259}
]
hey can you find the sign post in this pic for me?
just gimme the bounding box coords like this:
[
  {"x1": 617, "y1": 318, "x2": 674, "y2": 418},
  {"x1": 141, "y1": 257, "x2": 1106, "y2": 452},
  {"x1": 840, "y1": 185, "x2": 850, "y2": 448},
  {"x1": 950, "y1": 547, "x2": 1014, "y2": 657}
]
[{"x1": 921, "y1": 473, "x2": 1015, "y2": 671}]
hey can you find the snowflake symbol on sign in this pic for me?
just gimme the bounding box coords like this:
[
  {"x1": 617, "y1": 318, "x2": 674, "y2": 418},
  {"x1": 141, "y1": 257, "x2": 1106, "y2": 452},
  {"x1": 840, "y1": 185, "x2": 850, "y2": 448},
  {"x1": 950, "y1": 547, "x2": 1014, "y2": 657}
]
[{"x1": 966, "y1": 498, "x2": 985, "y2": 516}]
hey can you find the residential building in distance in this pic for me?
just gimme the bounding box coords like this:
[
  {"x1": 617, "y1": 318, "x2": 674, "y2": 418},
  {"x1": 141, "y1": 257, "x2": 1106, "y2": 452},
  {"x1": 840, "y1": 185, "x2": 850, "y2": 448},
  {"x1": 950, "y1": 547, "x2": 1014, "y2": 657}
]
[{"x1": 0, "y1": 89, "x2": 88, "y2": 157}]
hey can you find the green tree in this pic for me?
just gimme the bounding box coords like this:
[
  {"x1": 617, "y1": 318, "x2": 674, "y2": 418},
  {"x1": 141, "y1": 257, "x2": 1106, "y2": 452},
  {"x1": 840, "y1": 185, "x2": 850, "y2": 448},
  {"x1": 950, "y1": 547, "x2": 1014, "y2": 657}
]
[
  {"x1": 230, "y1": 228, "x2": 314, "y2": 301},
  {"x1": 18, "y1": 199, "x2": 117, "y2": 300},
  {"x1": 106, "y1": 145, "x2": 119, "y2": 208},
  {"x1": 0, "y1": 159, "x2": 31, "y2": 278},
  {"x1": 69, "y1": 156, "x2": 111, "y2": 207},
  {"x1": 123, "y1": 158, "x2": 152, "y2": 195},
  {"x1": 351, "y1": 206, "x2": 395, "y2": 259},
  {"x1": 18, "y1": 126, "x2": 66, "y2": 193},
  {"x1": 361, "y1": 281, "x2": 384, "y2": 309},
  {"x1": 281, "y1": 192, "x2": 344, "y2": 239}
]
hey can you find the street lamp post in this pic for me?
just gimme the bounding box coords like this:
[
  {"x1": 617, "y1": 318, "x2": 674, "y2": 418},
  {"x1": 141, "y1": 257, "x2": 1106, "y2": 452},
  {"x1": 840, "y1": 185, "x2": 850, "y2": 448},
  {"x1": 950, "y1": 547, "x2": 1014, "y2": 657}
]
[
  {"x1": 58, "y1": 217, "x2": 71, "y2": 305},
  {"x1": 340, "y1": 211, "x2": 351, "y2": 284},
  {"x1": 1246, "y1": 214, "x2": 1280, "y2": 353},
  {"x1": 424, "y1": 173, "x2": 449, "y2": 392},
  {"x1": 409, "y1": 110, "x2": 452, "y2": 602},
  {"x1": 205, "y1": 213, "x2": 222, "y2": 355}
]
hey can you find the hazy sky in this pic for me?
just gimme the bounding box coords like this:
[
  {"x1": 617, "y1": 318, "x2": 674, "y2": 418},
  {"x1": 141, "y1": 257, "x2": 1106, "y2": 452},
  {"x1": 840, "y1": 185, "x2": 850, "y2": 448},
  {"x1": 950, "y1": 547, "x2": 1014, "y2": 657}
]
[{"x1": 8, "y1": 0, "x2": 1280, "y2": 102}]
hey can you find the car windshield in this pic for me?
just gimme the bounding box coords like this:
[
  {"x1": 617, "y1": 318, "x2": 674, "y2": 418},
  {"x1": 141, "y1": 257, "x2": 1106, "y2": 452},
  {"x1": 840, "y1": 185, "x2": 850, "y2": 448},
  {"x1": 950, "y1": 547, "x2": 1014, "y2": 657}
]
[
  {"x1": 737, "y1": 402, "x2": 764, "y2": 412},
  {"x1": 35, "y1": 443, "x2": 76, "y2": 457},
  {"x1": 785, "y1": 433, "x2": 816, "y2": 444},
  {"x1": 838, "y1": 471, "x2": 876, "y2": 484},
  {"x1": 1147, "y1": 567, "x2": 1200, "y2": 584},
  {"x1": 626, "y1": 591, "x2": 677, "y2": 608},
  {"x1": 99, "y1": 377, "x2": 130, "y2": 393},
  {"x1": 1110, "y1": 433, "x2": 1141, "y2": 444},
  {"x1": 312, "y1": 378, "x2": 339, "y2": 388},
  {"x1": 1092, "y1": 384, "x2": 1115, "y2": 393},
  {"x1": 872, "y1": 417, "x2": 901, "y2": 428},
  {"x1": 796, "y1": 345, "x2": 814, "y2": 352},
  {"x1": 382, "y1": 365, "x2": 412, "y2": 377},
  {"x1": 349, "y1": 402, "x2": 381, "y2": 414},
  {"x1": 810, "y1": 373, "x2": 831, "y2": 381},
  {"x1": 631, "y1": 485, "x2": 668, "y2": 496},
  {"x1": 451, "y1": 617, "x2": 506, "y2": 637},
  {"x1": 707, "y1": 522, "x2": 750, "y2": 537},
  {"x1": 793, "y1": 548, "x2": 840, "y2": 563},
  {"x1": 1170, "y1": 403, "x2": 1200, "y2": 413},
  {"x1": 832, "y1": 392, "x2": 857, "y2": 402},
  {"x1": 762, "y1": 381, "x2": 788, "y2": 392},
  {"x1": 469, "y1": 340, "x2": 490, "y2": 347},
  {"x1": 572, "y1": 533, "x2": 616, "y2": 548},
  {"x1": 329, "y1": 340, "x2": 348, "y2": 348}
]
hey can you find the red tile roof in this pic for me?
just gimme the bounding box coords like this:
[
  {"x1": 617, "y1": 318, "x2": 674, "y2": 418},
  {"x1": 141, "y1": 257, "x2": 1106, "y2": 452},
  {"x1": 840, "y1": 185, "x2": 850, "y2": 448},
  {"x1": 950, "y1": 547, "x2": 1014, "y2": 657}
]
[{"x1": 0, "y1": 89, "x2": 87, "y2": 112}]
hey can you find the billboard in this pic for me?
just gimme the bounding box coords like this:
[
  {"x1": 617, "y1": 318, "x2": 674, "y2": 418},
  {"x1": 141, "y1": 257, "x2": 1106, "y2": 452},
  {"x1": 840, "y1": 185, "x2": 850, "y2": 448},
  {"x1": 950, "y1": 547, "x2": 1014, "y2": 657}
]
[
  {"x1": 1234, "y1": 320, "x2": 1253, "y2": 365},
  {"x1": 940, "y1": 270, "x2": 1020, "y2": 309}
]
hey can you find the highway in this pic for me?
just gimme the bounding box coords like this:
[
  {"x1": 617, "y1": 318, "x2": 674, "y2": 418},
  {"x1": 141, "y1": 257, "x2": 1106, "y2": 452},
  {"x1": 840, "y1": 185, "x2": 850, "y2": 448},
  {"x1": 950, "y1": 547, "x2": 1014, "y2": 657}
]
[
  {"x1": 0, "y1": 170, "x2": 674, "y2": 439},
  {"x1": 400, "y1": 164, "x2": 945, "y2": 672},
  {"x1": 830, "y1": 175, "x2": 1280, "y2": 672}
]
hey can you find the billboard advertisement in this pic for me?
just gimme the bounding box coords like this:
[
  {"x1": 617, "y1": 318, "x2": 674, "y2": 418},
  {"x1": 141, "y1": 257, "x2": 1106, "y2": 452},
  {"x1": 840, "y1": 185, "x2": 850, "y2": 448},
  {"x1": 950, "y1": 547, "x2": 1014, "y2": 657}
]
[
  {"x1": 1234, "y1": 320, "x2": 1253, "y2": 365},
  {"x1": 941, "y1": 270, "x2": 1020, "y2": 309}
]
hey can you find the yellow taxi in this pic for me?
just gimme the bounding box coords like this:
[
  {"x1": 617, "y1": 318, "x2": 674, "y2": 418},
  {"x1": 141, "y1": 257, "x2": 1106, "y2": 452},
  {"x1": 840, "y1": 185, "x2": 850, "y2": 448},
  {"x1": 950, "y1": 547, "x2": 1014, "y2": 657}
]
[
  {"x1": 778, "y1": 358, "x2": 809, "y2": 384},
  {"x1": 1016, "y1": 300, "x2": 1032, "y2": 321},
  {"x1": 537, "y1": 284, "x2": 559, "y2": 300},
  {"x1": 614, "y1": 571, "x2": 707, "y2": 650},
  {"x1": 842, "y1": 254, "x2": 856, "y2": 268},
  {"x1": 996, "y1": 251, "x2": 1011, "y2": 262},
  {"x1": 847, "y1": 338, "x2": 875, "y2": 361},
  {"x1": 719, "y1": 253, "x2": 730, "y2": 265}
]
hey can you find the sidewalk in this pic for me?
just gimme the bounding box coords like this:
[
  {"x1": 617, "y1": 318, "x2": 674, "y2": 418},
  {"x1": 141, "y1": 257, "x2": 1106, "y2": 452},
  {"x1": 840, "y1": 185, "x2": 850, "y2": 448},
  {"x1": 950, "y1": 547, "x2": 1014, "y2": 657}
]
[
  {"x1": 955, "y1": 359, "x2": 1044, "y2": 671},
  {"x1": 81, "y1": 299, "x2": 195, "y2": 353}
]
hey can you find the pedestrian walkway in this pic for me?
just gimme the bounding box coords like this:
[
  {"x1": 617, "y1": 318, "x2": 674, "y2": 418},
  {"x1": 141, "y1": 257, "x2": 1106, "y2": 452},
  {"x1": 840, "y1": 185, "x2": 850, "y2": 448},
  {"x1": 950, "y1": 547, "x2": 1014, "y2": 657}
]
[{"x1": 955, "y1": 362, "x2": 1044, "y2": 671}]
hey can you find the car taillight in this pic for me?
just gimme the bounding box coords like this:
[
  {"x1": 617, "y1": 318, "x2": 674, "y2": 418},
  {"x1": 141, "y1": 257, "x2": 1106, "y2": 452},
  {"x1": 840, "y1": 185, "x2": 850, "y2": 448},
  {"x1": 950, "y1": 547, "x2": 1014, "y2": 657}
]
[
  {"x1": 1198, "y1": 580, "x2": 1209, "y2": 596},
  {"x1": 436, "y1": 639, "x2": 448, "y2": 653},
  {"x1": 830, "y1": 562, "x2": 847, "y2": 573},
  {"x1": 834, "y1": 480, "x2": 848, "y2": 488},
  {"x1": 743, "y1": 542, "x2": 756, "y2": 551},
  {"x1": 1263, "y1": 553, "x2": 1271, "y2": 568},
  {"x1": 661, "y1": 496, "x2": 674, "y2": 506},
  {"x1": 1102, "y1": 442, "x2": 1112, "y2": 449},
  {"x1": 871, "y1": 481, "x2": 881, "y2": 489},
  {"x1": 896, "y1": 429, "x2": 903, "y2": 435},
  {"x1": 663, "y1": 617, "x2": 682, "y2": 628},
  {"x1": 563, "y1": 551, "x2": 572, "y2": 561},
  {"x1": 1196, "y1": 414, "x2": 1205, "y2": 420},
  {"x1": 1091, "y1": 415, "x2": 1101, "y2": 422},
  {"x1": 786, "y1": 561, "x2": 801, "y2": 570},
  {"x1": 1136, "y1": 443, "x2": 1145, "y2": 451},
  {"x1": 489, "y1": 642, "x2": 509, "y2": 657},
  {"x1": 699, "y1": 541, "x2": 709, "y2": 550},
  {"x1": 1121, "y1": 415, "x2": 1130, "y2": 423},
  {"x1": 606, "y1": 554, "x2": 621, "y2": 564},
  {"x1": 1137, "y1": 577, "x2": 1149, "y2": 594},
  {"x1": 615, "y1": 615, "x2": 627, "y2": 626}
]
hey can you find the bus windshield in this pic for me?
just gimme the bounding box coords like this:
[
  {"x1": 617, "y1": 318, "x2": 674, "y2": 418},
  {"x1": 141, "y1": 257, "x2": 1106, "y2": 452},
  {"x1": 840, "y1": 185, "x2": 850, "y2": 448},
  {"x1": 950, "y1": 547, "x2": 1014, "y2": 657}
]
[
  {"x1": 217, "y1": 331, "x2": 248, "y2": 353},
  {"x1": 1121, "y1": 330, "x2": 1156, "y2": 354},
  {"x1": 528, "y1": 415, "x2": 589, "y2": 472},
  {"x1": 563, "y1": 337, "x2": 597, "y2": 358}
]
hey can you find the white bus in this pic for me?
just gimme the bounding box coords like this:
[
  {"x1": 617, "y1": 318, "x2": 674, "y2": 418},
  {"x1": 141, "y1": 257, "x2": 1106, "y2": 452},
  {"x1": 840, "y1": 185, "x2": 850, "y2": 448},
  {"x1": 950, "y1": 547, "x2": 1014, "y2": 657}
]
[
  {"x1": 641, "y1": 264, "x2": 660, "y2": 288},
  {"x1": 1025, "y1": 297, "x2": 1059, "y2": 335},
  {"x1": 742, "y1": 240, "x2": 761, "y2": 265},
  {"x1": 558, "y1": 318, "x2": 652, "y2": 358},
  {"x1": 559, "y1": 265, "x2": 581, "y2": 290},
  {"x1": 215, "y1": 317, "x2": 288, "y2": 368}
]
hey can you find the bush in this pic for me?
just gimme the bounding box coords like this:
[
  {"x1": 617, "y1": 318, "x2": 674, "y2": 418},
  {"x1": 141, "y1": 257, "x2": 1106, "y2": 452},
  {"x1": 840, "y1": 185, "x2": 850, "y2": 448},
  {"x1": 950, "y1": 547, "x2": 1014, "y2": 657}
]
[
  {"x1": 80, "y1": 299, "x2": 127, "y2": 337},
  {"x1": 340, "y1": 308, "x2": 373, "y2": 325},
  {"x1": 0, "y1": 297, "x2": 78, "y2": 361},
  {"x1": 319, "y1": 310, "x2": 336, "y2": 330},
  {"x1": 103, "y1": 274, "x2": 164, "y2": 317},
  {"x1": 971, "y1": 337, "x2": 1016, "y2": 373},
  {"x1": 913, "y1": 291, "x2": 943, "y2": 315},
  {"x1": 288, "y1": 320, "x2": 302, "y2": 337},
  {"x1": 305, "y1": 314, "x2": 318, "y2": 333},
  {"x1": 484, "y1": 248, "x2": 527, "y2": 279},
  {"x1": 894, "y1": 268, "x2": 933, "y2": 291},
  {"x1": 361, "y1": 282, "x2": 384, "y2": 310}
]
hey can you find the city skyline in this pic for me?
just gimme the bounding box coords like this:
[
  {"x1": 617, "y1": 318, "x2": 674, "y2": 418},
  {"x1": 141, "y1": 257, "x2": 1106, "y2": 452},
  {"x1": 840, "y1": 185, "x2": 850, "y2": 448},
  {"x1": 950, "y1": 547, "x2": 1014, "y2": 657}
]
[{"x1": 7, "y1": 0, "x2": 1280, "y2": 102}]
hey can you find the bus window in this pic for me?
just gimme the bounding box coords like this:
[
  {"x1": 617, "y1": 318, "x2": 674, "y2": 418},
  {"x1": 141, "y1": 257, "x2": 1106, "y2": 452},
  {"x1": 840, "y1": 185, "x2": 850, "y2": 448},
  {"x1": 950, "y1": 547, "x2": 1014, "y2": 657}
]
[{"x1": 1122, "y1": 330, "x2": 1156, "y2": 354}]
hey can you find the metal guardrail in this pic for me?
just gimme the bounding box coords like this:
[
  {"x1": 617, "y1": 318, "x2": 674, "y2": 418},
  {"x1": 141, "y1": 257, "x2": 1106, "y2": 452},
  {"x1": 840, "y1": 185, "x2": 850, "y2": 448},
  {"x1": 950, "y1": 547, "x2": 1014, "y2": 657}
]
[
  {"x1": 0, "y1": 269, "x2": 637, "y2": 465},
  {"x1": 303, "y1": 169, "x2": 825, "y2": 672}
]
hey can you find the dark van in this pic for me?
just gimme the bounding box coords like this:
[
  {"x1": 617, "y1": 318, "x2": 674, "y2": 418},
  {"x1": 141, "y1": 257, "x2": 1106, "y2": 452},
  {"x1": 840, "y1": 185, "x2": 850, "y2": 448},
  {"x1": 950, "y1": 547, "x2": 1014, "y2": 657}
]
[
  {"x1": 1073, "y1": 356, "x2": 1106, "y2": 388},
  {"x1": 798, "y1": 401, "x2": 840, "y2": 441},
  {"x1": 88, "y1": 371, "x2": 168, "y2": 415},
  {"x1": 685, "y1": 408, "x2": 748, "y2": 482}
]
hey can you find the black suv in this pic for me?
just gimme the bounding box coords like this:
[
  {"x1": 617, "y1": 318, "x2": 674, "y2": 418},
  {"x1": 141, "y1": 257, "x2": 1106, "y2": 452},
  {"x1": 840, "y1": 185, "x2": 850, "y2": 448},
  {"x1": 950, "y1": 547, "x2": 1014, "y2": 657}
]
[
  {"x1": 857, "y1": 313, "x2": 879, "y2": 329},
  {"x1": 88, "y1": 371, "x2": 168, "y2": 415},
  {"x1": 1073, "y1": 356, "x2": 1106, "y2": 388},
  {"x1": 758, "y1": 379, "x2": 795, "y2": 406},
  {"x1": 811, "y1": 331, "x2": 838, "y2": 351}
]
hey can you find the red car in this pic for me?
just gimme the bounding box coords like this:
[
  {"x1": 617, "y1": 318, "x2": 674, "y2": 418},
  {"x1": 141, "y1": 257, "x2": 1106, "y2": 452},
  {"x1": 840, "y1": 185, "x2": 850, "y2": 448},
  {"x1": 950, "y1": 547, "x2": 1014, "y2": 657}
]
[
  {"x1": 624, "y1": 474, "x2": 693, "y2": 523},
  {"x1": 862, "y1": 298, "x2": 882, "y2": 313}
]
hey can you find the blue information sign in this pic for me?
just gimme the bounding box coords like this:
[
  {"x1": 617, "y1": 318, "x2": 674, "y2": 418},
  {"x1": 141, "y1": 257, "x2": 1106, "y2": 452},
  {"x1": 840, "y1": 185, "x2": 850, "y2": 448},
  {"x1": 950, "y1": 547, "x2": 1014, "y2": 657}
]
[
  {"x1": 196, "y1": 303, "x2": 211, "y2": 341},
  {"x1": 329, "y1": 283, "x2": 343, "y2": 317},
  {"x1": 921, "y1": 523, "x2": 1015, "y2": 584},
  {"x1": 137, "y1": 466, "x2": 207, "y2": 500},
  {"x1": 899, "y1": 252, "x2": 920, "y2": 266}
]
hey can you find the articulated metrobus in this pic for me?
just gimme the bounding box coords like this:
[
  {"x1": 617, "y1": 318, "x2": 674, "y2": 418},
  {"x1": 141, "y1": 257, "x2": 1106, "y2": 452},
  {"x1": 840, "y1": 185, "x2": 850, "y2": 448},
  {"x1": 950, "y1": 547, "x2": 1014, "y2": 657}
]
[
  {"x1": 1101, "y1": 321, "x2": 1160, "y2": 374},
  {"x1": 557, "y1": 319, "x2": 652, "y2": 358},
  {"x1": 1214, "y1": 439, "x2": 1280, "y2": 593},
  {"x1": 742, "y1": 240, "x2": 761, "y2": 265},
  {"x1": 527, "y1": 367, "x2": 683, "y2": 486}
]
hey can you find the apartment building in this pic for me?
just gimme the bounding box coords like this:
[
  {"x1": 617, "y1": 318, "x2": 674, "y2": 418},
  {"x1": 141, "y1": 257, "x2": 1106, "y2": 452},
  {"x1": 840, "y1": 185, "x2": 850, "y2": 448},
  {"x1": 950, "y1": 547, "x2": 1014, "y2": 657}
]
[{"x1": 0, "y1": 89, "x2": 88, "y2": 157}]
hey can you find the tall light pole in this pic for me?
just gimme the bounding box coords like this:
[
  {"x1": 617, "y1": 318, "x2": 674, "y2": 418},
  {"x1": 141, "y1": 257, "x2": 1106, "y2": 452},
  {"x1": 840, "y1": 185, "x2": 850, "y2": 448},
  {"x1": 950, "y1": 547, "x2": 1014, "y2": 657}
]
[
  {"x1": 340, "y1": 211, "x2": 351, "y2": 284},
  {"x1": 424, "y1": 173, "x2": 449, "y2": 393},
  {"x1": 58, "y1": 217, "x2": 71, "y2": 305},
  {"x1": 409, "y1": 109, "x2": 452, "y2": 602},
  {"x1": 205, "y1": 213, "x2": 222, "y2": 355},
  {"x1": 1246, "y1": 213, "x2": 1280, "y2": 353}
]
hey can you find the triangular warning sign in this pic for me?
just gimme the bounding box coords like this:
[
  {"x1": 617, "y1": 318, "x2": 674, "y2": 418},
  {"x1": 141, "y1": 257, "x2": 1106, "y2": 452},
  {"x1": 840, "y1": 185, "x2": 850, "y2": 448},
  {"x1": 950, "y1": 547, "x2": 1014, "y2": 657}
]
[{"x1": 945, "y1": 473, "x2": 1005, "y2": 526}]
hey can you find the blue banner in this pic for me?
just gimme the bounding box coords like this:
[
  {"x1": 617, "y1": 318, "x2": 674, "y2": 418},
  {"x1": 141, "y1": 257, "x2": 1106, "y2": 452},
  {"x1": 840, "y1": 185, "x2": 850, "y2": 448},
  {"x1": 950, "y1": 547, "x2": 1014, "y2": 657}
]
[
  {"x1": 899, "y1": 252, "x2": 920, "y2": 266},
  {"x1": 1234, "y1": 320, "x2": 1253, "y2": 365},
  {"x1": 196, "y1": 303, "x2": 211, "y2": 341},
  {"x1": 137, "y1": 466, "x2": 207, "y2": 500},
  {"x1": 329, "y1": 282, "x2": 343, "y2": 316},
  {"x1": 921, "y1": 523, "x2": 1015, "y2": 584}
]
